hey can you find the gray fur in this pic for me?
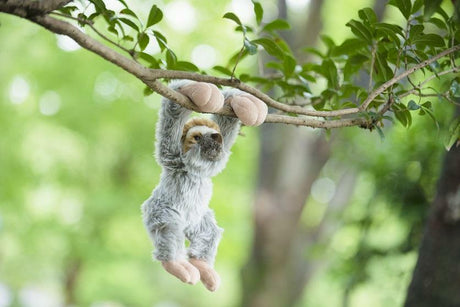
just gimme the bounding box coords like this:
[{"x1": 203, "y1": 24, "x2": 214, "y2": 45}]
[{"x1": 142, "y1": 81, "x2": 240, "y2": 265}]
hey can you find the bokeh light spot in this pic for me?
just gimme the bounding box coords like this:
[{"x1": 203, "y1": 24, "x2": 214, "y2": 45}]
[
  {"x1": 39, "y1": 91, "x2": 61, "y2": 116},
  {"x1": 9, "y1": 76, "x2": 30, "y2": 105},
  {"x1": 191, "y1": 44, "x2": 217, "y2": 69}
]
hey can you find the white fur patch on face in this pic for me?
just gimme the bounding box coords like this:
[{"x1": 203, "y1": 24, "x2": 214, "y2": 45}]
[{"x1": 186, "y1": 126, "x2": 218, "y2": 139}]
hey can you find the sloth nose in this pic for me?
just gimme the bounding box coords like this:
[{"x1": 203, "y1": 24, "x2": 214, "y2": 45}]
[{"x1": 210, "y1": 133, "x2": 223, "y2": 144}]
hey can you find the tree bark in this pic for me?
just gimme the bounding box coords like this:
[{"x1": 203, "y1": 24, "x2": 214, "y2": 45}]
[{"x1": 404, "y1": 108, "x2": 460, "y2": 307}]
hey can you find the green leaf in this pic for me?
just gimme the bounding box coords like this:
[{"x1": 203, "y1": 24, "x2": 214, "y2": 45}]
[
  {"x1": 166, "y1": 49, "x2": 177, "y2": 67},
  {"x1": 58, "y1": 6, "x2": 78, "y2": 15},
  {"x1": 320, "y1": 35, "x2": 336, "y2": 49},
  {"x1": 283, "y1": 54, "x2": 297, "y2": 76},
  {"x1": 303, "y1": 47, "x2": 324, "y2": 58},
  {"x1": 393, "y1": 103, "x2": 412, "y2": 127},
  {"x1": 144, "y1": 86, "x2": 154, "y2": 96},
  {"x1": 252, "y1": 38, "x2": 284, "y2": 59},
  {"x1": 375, "y1": 125, "x2": 385, "y2": 140},
  {"x1": 252, "y1": 1, "x2": 263, "y2": 26},
  {"x1": 244, "y1": 38, "x2": 258, "y2": 55},
  {"x1": 147, "y1": 5, "x2": 163, "y2": 27},
  {"x1": 152, "y1": 30, "x2": 167, "y2": 51},
  {"x1": 428, "y1": 17, "x2": 447, "y2": 30},
  {"x1": 346, "y1": 19, "x2": 373, "y2": 43},
  {"x1": 332, "y1": 39, "x2": 367, "y2": 56},
  {"x1": 235, "y1": 25, "x2": 252, "y2": 33},
  {"x1": 227, "y1": 48, "x2": 249, "y2": 67},
  {"x1": 107, "y1": 25, "x2": 118, "y2": 36},
  {"x1": 388, "y1": 0, "x2": 412, "y2": 19},
  {"x1": 262, "y1": 19, "x2": 290, "y2": 32},
  {"x1": 138, "y1": 52, "x2": 156, "y2": 63},
  {"x1": 122, "y1": 35, "x2": 134, "y2": 41},
  {"x1": 412, "y1": 0, "x2": 424, "y2": 13},
  {"x1": 223, "y1": 12, "x2": 242, "y2": 26},
  {"x1": 444, "y1": 118, "x2": 460, "y2": 150},
  {"x1": 265, "y1": 61, "x2": 284, "y2": 71},
  {"x1": 120, "y1": 8, "x2": 137, "y2": 19},
  {"x1": 138, "y1": 52, "x2": 160, "y2": 68},
  {"x1": 343, "y1": 54, "x2": 368, "y2": 80},
  {"x1": 90, "y1": 0, "x2": 107, "y2": 13},
  {"x1": 424, "y1": 0, "x2": 443, "y2": 19},
  {"x1": 407, "y1": 100, "x2": 420, "y2": 110},
  {"x1": 118, "y1": 17, "x2": 139, "y2": 31},
  {"x1": 213, "y1": 65, "x2": 233, "y2": 76},
  {"x1": 117, "y1": 0, "x2": 128, "y2": 8},
  {"x1": 137, "y1": 32, "x2": 149, "y2": 51},
  {"x1": 358, "y1": 8, "x2": 377, "y2": 25},
  {"x1": 421, "y1": 104, "x2": 439, "y2": 130},
  {"x1": 173, "y1": 61, "x2": 200, "y2": 72},
  {"x1": 413, "y1": 33, "x2": 445, "y2": 48},
  {"x1": 321, "y1": 59, "x2": 339, "y2": 89},
  {"x1": 450, "y1": 80, "x2": 460, "y2": 97},
  {"x1": 374, "y1": 52, "x2": 392, "y2": 80},
  {"x1": 422, "y1": 101, "x2": 432, "y2": 109},
  {"x1": 375, "y1": 23, "x2": 404, "y2": 44}
]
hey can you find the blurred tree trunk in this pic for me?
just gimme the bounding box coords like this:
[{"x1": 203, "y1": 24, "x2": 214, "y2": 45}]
[
  {"x1": 404, "y1": 108, "x2": 460, "y2": 307},
  {"x1": 64, "y1": 258, "x2": 81, "y2": 306},
  {"x1": 240, "y1": 1, "x2": 328, "y2": 306},
  {"x1": 240, "y1": 1, "x2": 387, "y2": 306}
]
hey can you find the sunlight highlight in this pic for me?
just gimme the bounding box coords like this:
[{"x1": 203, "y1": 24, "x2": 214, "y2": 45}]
[
  {"x1": 287, "y1": 0, "x2": 311, "y2": 10},
  {"x1": 164, "y1": 1, "x2": 197, "y2": 33},
  {"x1": 9, "y1": 76, "x2": 30, "y2": 105},
  {"x1": 56, "y1": 35, "x2": 81, "y2": 52},
  {"x1": 311, "y1": 177, "x2": 336, "y2": 203},
  {"x1": 39, "y1": 91, "x2": 61, "y2": 116},
  {"x1": 191, "y1": 44, "x2": 217, "y2": 69}
]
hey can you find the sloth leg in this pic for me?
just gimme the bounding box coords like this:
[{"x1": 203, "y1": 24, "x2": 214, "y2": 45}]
[
  {"x1": 152, "y1": 222, "x2": 200, "y2": 285},
  {"x1": 142, "y1": 202, "x2": 200, "y2": 284},
  {"x1": 186, "y1": 211, "x2": 223, "y2": 291}
]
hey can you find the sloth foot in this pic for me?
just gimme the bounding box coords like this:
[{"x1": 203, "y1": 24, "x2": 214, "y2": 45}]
[
  {"x1": 179, "y1": 82, "x2": 224, "y2": 113},
  {"x1": 189, "y1": 258, "x2": 221, "y2": 292},
  {"x1": 161, "y1": 260, "x2": 200, "y2": 285}
]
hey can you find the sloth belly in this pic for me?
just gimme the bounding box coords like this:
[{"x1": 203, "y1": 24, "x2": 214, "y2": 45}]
[
  {"x1": 175, "y1": 178, "x2": 213, "y2": 224},
  {"x1": 152, "y1": 172, "x2": 213, "y2": 226}
]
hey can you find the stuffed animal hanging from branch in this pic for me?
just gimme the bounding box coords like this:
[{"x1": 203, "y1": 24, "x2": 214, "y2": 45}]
[{"x1": 142, "y1": 81, "x2": 267, "y2": 291}]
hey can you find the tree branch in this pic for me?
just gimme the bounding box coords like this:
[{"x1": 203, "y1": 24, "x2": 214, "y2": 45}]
[
  {"x1": 361, "y1": 44, "x2": 460, "y2": 111},
  {"x1": 1, "y1": 2, "x2": 458, "y2": 130}
]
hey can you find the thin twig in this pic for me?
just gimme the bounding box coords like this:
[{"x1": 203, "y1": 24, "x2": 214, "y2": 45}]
[
  {"x1": 50, "y1": 11, "x2": 133, "y2": 56},
  {"x1": 360, "y1": 44, "x2": 460, "y2": 111},
  {"x1": 231, "y1": 46, "x2": 245, "y2": 80},
  {"x1": 368, "y1": 43, "x2": 377, "y2": 92}
]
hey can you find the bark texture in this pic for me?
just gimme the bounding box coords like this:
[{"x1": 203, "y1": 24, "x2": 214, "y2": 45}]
[{"x1": 405, "y1": 109, "x2": 460, "y2": 307}]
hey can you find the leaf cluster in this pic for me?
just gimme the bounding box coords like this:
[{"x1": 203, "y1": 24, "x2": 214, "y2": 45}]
[{"x1": 55, "y1": 0, "x2": 460, "y2": 147}]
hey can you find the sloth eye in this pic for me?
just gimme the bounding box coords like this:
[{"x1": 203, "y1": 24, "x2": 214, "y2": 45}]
[{"x1": 193, "y1": 135, "x2": 201, "y2": 141}]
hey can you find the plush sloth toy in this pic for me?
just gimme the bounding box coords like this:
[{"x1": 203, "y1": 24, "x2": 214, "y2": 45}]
[{"x1": 142, "y1": 81, "x2": 267, "y2": 291}]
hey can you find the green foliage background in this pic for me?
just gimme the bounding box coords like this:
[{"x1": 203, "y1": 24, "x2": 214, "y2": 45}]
[{"x1": 0, "y1": 0, "x2": 456, "y2": 306}]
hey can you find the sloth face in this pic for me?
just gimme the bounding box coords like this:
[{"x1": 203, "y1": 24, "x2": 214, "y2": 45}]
[{"x1": 182, "y1": 125, "x2": 223, "y2": 161}]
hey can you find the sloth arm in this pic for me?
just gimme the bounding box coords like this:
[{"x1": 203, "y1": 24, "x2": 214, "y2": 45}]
[{"x1": 155, "y1": 98, "x2": 191, "y2": 169}]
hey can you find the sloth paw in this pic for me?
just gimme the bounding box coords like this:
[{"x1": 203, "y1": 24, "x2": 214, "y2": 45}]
[
  {"x1": 161, "y1": 260, "x2": 200, "y2": 285},
  {"x1": 228, "y1": 94, "x2": 267, "y2": 126},
  {"x1": 189, "y1": 258, "x2": 221, "y2": 292},
  {"x1": 179, "y1": 82, "x2": 224, "y2": 113}
]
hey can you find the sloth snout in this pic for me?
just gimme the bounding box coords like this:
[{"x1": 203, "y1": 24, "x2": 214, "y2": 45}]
[
  {"x1": 200, "y1": 134, "x2": 223, "y2": 161},
  {"x1": 211, "y1": 133, "x2": 222, "y2": 144}
]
